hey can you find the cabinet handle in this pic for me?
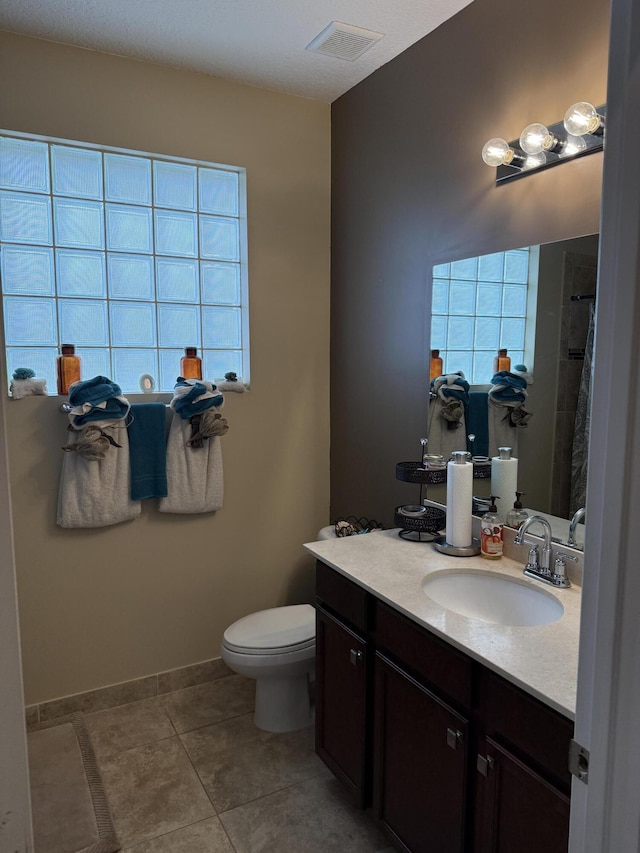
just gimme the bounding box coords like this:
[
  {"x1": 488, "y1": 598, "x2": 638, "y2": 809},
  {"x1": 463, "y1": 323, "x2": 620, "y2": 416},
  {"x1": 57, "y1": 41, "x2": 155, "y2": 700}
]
[
  {"x1": 446, "y1": 728, "x2": 463, "y2": 750},
  {"x1": 477, "y1": 754, "x2": 495, "y2": 777},
  {"x1": 350, "y1": 649, "x2": 363, "y2": 666}
]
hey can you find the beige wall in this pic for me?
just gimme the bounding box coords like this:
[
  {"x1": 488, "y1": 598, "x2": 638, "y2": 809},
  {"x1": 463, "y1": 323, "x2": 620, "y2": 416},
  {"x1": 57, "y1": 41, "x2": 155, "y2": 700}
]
[{"x1": 0, "y1": 32, "x2": 331, "y2": 705}]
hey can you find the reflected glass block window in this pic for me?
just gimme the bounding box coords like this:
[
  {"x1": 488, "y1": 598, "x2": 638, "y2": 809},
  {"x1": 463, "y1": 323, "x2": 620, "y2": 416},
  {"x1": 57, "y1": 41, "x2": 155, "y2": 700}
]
[
  {"x1": 431, "y1": 248, "x2": 532, "y2": 384},
  {"x1": 0, "y1": 131, "x2": 248, "y2": 394}
]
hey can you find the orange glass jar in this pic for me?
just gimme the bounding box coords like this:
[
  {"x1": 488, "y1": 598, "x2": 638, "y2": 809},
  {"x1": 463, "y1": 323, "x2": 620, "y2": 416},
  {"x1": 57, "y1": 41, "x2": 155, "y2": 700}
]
[
  {"x1": 56, "y1": 344, "x2": 81, "y2": 395},
  {"x1": 181, "y1": 347, "x2": 202, "y2": 380},
  {"x1": 493, "y1": 348, "x2": 511, "y2": 373},
  {"x1": 429, "y1": 349, "x2": 443, "y2": 380}
]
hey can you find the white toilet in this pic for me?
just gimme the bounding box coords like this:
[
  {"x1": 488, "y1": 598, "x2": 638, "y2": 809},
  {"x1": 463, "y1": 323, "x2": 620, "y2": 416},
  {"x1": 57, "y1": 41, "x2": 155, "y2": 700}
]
[{"x1": 221, "y1": 603, "x2": 316, "y2": 733}]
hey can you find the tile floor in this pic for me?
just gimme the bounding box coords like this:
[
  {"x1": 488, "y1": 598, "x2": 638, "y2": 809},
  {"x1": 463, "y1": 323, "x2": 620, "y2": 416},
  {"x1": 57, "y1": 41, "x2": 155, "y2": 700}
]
[{"x1": 79, "y1": 674, "x2": 394, "y2": 852}]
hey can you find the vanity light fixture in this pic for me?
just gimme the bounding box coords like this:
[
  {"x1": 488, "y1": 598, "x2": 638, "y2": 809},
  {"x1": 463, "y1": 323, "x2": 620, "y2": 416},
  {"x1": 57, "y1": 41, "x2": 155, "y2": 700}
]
[{"x1": 482, "y1": 102, "x2": 605, "y2": 185}]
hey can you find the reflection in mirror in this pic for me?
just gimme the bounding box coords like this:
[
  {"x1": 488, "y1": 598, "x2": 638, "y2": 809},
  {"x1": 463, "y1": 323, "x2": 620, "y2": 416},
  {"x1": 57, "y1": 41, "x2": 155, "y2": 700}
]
[{"x1": 428, "y1": 234, "x2": 599, "y2": 541}]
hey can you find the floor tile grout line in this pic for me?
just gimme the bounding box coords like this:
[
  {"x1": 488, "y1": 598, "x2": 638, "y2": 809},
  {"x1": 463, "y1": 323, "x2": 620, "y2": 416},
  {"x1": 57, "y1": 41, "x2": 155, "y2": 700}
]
[
  {"x1": 222, "y1": 822, "x2": 241, "y2": 853},
  {"x1": 93, "y1": 731, "x2": 180, "y2": 764},
  {"x1": 119, "y1": 815, "x2": 230, "y2": 852},
  {"x1": 216, "y1": 766, "x2": 329, "y2": 817},
  {"x1": 174, "y1": 728, "x2": 221, "y2": 817},
  {"x1": 174, "y1": 707, "x2": 255, "y2": 737}
]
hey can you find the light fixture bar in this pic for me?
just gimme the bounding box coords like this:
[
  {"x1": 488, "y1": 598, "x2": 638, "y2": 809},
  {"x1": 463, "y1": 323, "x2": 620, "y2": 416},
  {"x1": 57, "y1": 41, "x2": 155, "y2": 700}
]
[{"x1": 490, "y1": 104, "x2": 606, "y2": 185}]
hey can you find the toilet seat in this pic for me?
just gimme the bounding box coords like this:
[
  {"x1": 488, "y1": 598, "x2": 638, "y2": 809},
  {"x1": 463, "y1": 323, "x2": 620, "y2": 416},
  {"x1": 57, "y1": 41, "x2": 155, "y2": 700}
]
[{"x1": 223, "y1": 604, "x2": 315, "y2": 656}]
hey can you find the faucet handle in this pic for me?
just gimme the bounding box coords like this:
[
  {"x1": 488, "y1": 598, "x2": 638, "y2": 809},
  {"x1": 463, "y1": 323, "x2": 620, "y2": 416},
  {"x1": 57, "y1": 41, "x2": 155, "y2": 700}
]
[
  {"x1": 526, "y1": 545, "x2": 539, "y2": 571},
  {"x1": 551, "y1": 553, "x2": 577, "y2": 588},
  {"x1": 558, "y1": 552, "x2": 579, "y2": 563}
]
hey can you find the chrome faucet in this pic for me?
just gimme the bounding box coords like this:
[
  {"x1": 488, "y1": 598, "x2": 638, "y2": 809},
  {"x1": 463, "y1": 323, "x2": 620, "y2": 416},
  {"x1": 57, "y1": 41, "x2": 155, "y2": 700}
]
[
  {"x1": 514, "y1": 515, "x2": 553, "y2": 569},
  {"x1": 513, "y1": 515, "x2": 573, "y2": 588},
  {"x1": 567, "y1": 507, "x2": 586, "y2": 549}
]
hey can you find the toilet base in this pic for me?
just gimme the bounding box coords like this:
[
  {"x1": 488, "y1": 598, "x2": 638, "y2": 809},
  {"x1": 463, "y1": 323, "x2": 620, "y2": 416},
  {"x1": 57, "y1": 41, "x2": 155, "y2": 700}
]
[{"x1": 254, "y1": 673, "x2": 313, "y2": 733}]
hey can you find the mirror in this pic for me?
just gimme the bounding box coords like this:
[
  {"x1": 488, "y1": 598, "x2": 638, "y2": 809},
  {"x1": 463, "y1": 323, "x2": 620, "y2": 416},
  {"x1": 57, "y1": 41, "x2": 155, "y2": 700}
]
[{"x1": 428, "y1": 234, "x2": 599, "y2": 546}]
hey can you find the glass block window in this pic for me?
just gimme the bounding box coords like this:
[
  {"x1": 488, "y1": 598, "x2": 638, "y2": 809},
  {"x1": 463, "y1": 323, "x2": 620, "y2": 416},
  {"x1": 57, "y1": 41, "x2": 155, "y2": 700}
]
[
  {"x1": 431, "y1": 248, "x2": 535, "y2": 385},
  {"x1": 0, "y1": 131, "x2": 248, "y2": 394}
]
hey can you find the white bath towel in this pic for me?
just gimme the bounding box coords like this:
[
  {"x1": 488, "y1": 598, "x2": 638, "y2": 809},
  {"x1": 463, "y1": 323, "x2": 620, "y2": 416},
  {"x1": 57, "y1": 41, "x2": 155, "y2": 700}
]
[
  {"x1": 159, "y1": 414, "x2": 223, "y2": 514},
  {"x1": 488, "y1": 398, "x2": 520, "y2": 459},
  {"x1": 57, "y1": 421, "x2": 141, "y2": 528}
]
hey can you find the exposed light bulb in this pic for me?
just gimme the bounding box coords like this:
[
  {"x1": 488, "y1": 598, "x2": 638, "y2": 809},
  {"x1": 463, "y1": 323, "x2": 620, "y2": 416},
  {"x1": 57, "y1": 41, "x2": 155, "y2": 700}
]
[
  {"x1": 482, "y1": 137, "x2": 515, "y2": 167},
  {"x1": 563, "y1": 102, "x2": 604, "y2": 136},
  {"x1": 521, "y1": 123, "x2": 569, "y2": 155},
  {"x1": 559, "y1": 135, "x2": 588, "y2": 158},
  {"x1": 482, "y1": 138, "x2": 528, "y2": 169},
  {"x1": 519, "y1": 124, "x2": 551, "y2": 155}
]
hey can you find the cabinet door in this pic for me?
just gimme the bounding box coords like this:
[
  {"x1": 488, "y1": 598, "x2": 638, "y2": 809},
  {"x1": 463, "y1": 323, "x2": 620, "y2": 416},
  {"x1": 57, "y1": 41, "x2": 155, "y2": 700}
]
[
  {"x1": 374, "y1": 654, "x2": 468, "y2": 853},
  {"x1": 475, "y1": 736, "x2": 570, "y2": 853},
  {"x1": 315, "y1": 606, "x2": 369, "y2": 806}
]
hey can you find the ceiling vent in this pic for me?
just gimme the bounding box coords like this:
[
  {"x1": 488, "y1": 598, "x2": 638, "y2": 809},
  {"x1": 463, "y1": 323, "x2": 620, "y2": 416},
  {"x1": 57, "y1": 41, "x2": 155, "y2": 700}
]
[{"x1": 306, "y1": 21, "x2": 384, "y2": 62}]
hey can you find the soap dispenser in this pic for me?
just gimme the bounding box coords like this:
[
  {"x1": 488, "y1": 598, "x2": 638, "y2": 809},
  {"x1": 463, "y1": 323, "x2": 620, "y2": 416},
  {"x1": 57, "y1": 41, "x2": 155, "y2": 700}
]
[
  {"x1": 505, "y1": 492, "x2": 528, "y2": 530},
  {"x1": 480, "y1": 495, "x2": 503, "y2": 560}
]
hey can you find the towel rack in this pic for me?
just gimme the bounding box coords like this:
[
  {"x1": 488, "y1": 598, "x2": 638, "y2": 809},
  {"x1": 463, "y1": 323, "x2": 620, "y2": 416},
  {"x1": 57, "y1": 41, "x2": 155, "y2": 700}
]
[{"x1": 59, "y1": 402, "x2": 173, "y2": 413}]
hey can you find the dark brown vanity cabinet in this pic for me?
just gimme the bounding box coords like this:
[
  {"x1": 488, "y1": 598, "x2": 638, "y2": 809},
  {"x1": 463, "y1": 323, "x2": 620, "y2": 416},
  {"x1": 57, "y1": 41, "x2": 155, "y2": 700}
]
[
  {"x1": 473, "y1": 669, "x2": 572, "y2": 853},
  {"x1": 315, "y1": 562, "x2": 371, "y2": 806},
  {"x1": 315, "y1": 561, "x2": 573, "y2": 852},
  {"x1": 374, "y1": 601, "x2": 472, "y2": 853},
  {"x1": 373, "y1": 655, "x2": 469, "y2": 852}
]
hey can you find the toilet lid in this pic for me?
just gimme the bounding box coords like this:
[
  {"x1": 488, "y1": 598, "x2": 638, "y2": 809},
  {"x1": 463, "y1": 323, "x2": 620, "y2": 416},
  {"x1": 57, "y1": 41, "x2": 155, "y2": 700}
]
[{"x1": 223, "y1": 604, "x2": 316, "y2": 654}]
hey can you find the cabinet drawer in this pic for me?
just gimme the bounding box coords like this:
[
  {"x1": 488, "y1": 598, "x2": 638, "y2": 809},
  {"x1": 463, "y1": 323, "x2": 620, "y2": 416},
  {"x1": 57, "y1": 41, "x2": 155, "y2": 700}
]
[
  {"x1": 477, "y1": 667, "x2": 573, "y2": 793},
  {"x1": 376, "y1": 601, "x2": 472, "y2": 712},
  {"x1": 316, "y1": 561, "x2": 369, "y2": 633}
]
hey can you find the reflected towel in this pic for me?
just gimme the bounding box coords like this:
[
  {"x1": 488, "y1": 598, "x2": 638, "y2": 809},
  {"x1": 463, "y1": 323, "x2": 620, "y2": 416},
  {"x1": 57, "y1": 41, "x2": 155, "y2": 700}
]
[
  {"x1": 488, "y1": 371, "x2": 528, "y2": 406},
  {"x1": 57, "y1": 421, "x2": 141, "y2": 528},
  {"x1": 159, "y1": 414, "x2": 223, "y2": 514},
  {"x1": 431, "y1": 372, "x2": 470, "y2": 404},
  {"x1": 428, "y1": 397, "x2": 467, "y2": 460},
  {"x1": 488, "y1": 398, "x2": 520, "y2": 459},
  {"x1": 127, "y1": 403, "x2": 168, "y2": 501}
]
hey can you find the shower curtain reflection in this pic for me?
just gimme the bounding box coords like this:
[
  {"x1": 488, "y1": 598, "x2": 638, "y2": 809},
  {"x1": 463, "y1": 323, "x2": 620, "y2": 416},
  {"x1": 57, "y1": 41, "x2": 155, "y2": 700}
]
[{"x1": 570, "y1": 302, "x2": 595, "y2": 515}]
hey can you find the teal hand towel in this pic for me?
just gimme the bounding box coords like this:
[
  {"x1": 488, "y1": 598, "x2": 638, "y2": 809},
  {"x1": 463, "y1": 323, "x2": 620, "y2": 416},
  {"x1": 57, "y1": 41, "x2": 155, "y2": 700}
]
[{"x1": 127, "y1": 403, "x2": 168, "y2": 500}]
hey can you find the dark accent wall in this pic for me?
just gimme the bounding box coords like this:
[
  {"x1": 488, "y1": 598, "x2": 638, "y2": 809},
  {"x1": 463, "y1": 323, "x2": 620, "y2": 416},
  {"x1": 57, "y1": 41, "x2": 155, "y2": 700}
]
[{"x1": 330, "y1": 0, "x2": 609, "y2": 525}]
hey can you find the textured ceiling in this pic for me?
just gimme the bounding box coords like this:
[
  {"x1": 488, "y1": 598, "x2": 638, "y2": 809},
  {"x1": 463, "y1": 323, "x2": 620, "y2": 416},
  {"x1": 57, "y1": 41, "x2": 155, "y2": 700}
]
[{"x1": 0, "y1": 0, "x2": 473, "y2": 102}]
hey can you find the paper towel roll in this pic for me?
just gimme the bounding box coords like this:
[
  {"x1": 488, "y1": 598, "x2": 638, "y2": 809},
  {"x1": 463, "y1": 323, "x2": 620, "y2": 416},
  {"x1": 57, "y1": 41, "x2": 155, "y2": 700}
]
[
  {"x1": 446, "y1": 458, "x2": 473, "y2": 547},
  {"x1": 491, "y1": 455, "x2": 518, "y2": 509}
]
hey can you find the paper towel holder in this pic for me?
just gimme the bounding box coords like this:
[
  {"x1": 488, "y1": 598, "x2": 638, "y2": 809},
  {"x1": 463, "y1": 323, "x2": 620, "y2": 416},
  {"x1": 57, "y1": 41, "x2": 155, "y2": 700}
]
[
  {"x1": 434, "y1": 451, "x2": 481, "y2": 556},
  {"x1": 432, "y1": 535, "x2": 481, "y2": 556}
]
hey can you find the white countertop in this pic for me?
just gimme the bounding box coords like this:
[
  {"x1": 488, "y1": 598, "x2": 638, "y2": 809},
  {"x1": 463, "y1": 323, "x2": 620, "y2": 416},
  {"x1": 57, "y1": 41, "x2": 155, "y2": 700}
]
[{"x1": 304, "y1": 529, "x2": 580, "y2": 720}]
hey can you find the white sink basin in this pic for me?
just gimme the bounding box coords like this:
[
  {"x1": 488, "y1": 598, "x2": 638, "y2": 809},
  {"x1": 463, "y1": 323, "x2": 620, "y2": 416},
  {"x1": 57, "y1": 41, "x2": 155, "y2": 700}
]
[{"x1": 422, "y1": 569, "x2": 564, "y2": 627}]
